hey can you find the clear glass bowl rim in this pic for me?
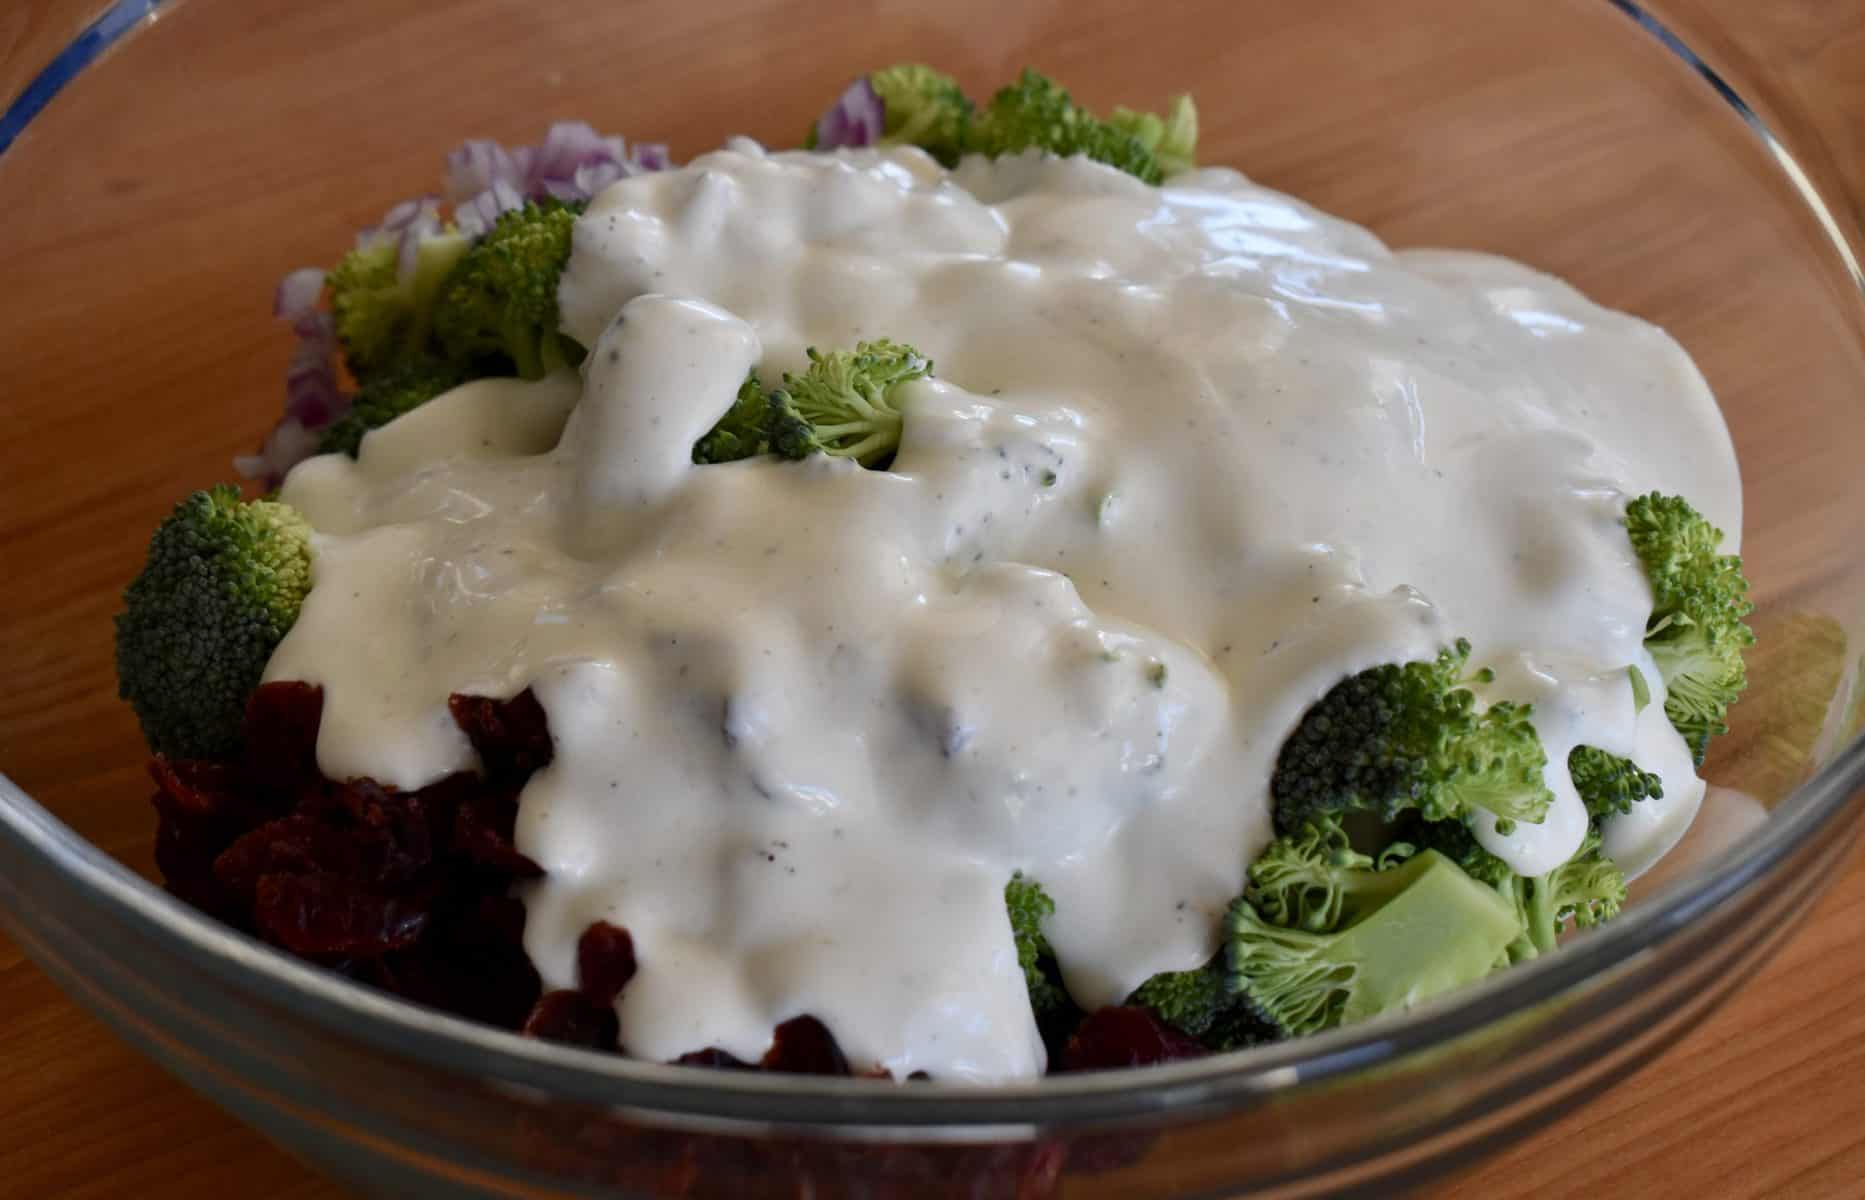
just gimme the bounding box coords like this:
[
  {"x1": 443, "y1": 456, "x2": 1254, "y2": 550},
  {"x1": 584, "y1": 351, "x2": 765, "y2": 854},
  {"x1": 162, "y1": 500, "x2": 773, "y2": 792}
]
[{"x1": 2, "y1": 0, "x2": 1863, "y2": 1133}]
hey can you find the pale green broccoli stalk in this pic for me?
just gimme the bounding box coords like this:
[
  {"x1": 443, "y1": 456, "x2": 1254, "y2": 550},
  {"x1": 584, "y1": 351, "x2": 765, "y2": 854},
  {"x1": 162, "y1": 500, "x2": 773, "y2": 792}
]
[
  {"x1": 1496, "y1": 830, "x2": 1628, "y2": 964},
  {"x1": 1005, "y1": 872, "x2": 1069, "y2": 1017},
  {"x1": 1224, "y1": 849, "x2": 1522, "y2": 1039},
  {"x1": 1108, "y1": 94, "x2": 1199, "y2": 177},
  {"x1": 1624, "y1": 492, "x2": 1755, "y2": 761},
  {"x1": 1270, "y1": 639, "x2": 1553, "y2": 837},
  {"x1": 326, "y1": 231, "x2": 471, "y2": 379},
  {"x1": 432, "y1": 200, "x2": 587, "y2": 379},
  {"x1": 317, "y1": 357, "x2": 472, "y2": 457},
  {"x1": 115, "y1": 487, "x2": 313, "y2": 759}
]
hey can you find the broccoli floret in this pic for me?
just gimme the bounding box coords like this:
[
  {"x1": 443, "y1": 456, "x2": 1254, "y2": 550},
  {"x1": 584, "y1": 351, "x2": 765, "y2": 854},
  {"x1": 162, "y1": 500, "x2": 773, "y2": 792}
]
[
  {"x1": 1107, "y1": 94, "x2": 1199, "y2": 177},
  {"x1": 115, "y1": 486, "x2": 313, "y2": 759},
  {"x1": 807, "y1": 63, "x2": 977, "y2": 166},
  {"x1": 767, "y1": 339, "x2": 932, "y2": 466},
  {"x1": 969, "y1": 69, "x2": 1164, "y2": 184},
  {"x1": 1005, "y1": 872, "x2": 1069, "y2": 1016},
  {"x1": 1404, "y1": 813, "x2": 1514, "y2": 890},
  {"x1": 432, "y1": 200, "x2": 586, "y2": 380},
  {"x1": 327, "y1": 230, "x2": 472, "y2": 379},
  {"x1": 1243, "y1": 818, "x2": 1415, "y2": 932},
  {"x1": 1270, "y1": 639, "x2": 1553, "y2": 837},
  {"x1": 1568, "y1": 744, "x2": 1664, "y2": 823},
  {"x1": 691, "y1": 371, "x2": 816, "y2": 464},
  {"x1": 317, "y1": 357, "x2": 471, "y2": 457},
  {"x1": 1625, "y1": 492, "x2": 1755, "y2": 761},
  {"x1": 1129, "y1": 965, "x2": 1226, "y2": 1038},
  {"x1": 1224, "y1": 849, "x2": 1522, "y2": 1039},
  {"x1": 1496, "y1": 830, "x2": 1627, "y2": 963}
]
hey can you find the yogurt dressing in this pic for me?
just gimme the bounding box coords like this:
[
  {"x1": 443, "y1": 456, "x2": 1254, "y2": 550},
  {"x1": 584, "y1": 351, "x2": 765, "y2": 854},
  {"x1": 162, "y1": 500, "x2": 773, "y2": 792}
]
[{"x1": 268, "y1": 142, "x2": 1740, "y2": 1082}]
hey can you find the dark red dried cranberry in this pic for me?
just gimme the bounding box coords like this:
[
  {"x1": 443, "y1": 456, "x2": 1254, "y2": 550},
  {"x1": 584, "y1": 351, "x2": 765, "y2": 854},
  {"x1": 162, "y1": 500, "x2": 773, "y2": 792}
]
[
  {"x1": 523, "y1": 989, "x2": 619, "y2": 1051},
  {"x1": 449, "y1": 690, "x2": 553, "y2": 782},
  {"x1": 576, "y1": 922, "x2": 638, "y2": 1007},
  {"x1": 1057, "y1": 1006, "x2": 1210, "y2": 1072},
  {"x1": 242, "y1": 682, "x2": 324, "y2": 799},
  {"x1": 451, "y1": 790, "x2": 543, "y2": 878},
  {"x1": 252, "y1": 872, "x2": 430, "y2": 958},
  {"x1": 671, "y1": 1047, "x2": 753, "y2": 1070},
  {"x1": 760, "y1": 1015, "x2": 850, "y2": 1076},
  {"x1": 148, "y1": 757, "x2": 251, "y2": 821}
]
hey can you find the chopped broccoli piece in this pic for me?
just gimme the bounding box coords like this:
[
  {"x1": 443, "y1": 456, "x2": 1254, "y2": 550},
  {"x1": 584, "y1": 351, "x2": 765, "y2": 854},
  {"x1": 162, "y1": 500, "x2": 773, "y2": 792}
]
[
  {"x1": 768, "y1": 339, "x2": 931, "y2": 466},
  {"x1": 1403, "y1": 813, "x2": 1514, "y2": 890},
  {"x1": 1107, "y1": 94, "x2": 1199, "y2": 177},
  {"x1": 1243, "y1": 818, "x2": 1415, "y2": 933},
  {"x1": 1496, "y1": 830, "x2": 1627, "y2": 963},
  {"x1": 433, "y1": 200, "x2": 587, "y2": 379},
  {"x1": 1129, "y1": 965, "x2": 1227, "y2": 1038},
  {"x1": 318, "y1": 357, "x2": 471, "y2": 457},
  {"x1": 1624, "y1": 492, "x2": 1755, "y2": 761},
  {"x1": 691, "y1": 371, "x2": 815, "y2": 464},
  {"x1": 1224, "y1": 849, "x2": 1522, "y2": 1039},
  {"x1": 1567, "y1": 744, "x2": 1664, "y2": 823},
  {"x1": 816, "y1": 63, "x2": 975, "y2": 166},
  {"x1": 115, "y1": 487, "x2": 313, "y2": 759},
  {"x1": 326, "y1": 230, "x2": 471, "y2": 379},
  {"x1": 969, "y1": 69, "x2": 1165, "y2": 184},
  {"x1": 1270, "y1": 639, "x2": 1553, "y2": 837},
  {"x1": 1005, "y1": 872, "x2": 1069, "y2": 1016}
]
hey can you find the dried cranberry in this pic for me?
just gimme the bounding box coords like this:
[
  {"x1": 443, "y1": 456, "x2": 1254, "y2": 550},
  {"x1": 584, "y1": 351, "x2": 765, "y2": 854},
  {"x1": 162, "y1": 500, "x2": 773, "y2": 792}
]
[
  {"x1": 252, "y1": 872, "x2": 429, "y2": 958},
  {"x1": 1057, "y1": 1006, "x2": 1210, "y2": 1072},
  {"x1": 451, "y1": 790, "x2": 543, "y2": 878},
  {"x1": 760, "y1": 1015, "x2": 850, "y2": 1076},
  {"x1": 671, "y1": 1048, "x2": 753, "y2": 1070},
  {"x1": 523, "y1": 989, "x2": 619, "y2": 1051},
  {"x1": 242, "y1": 681, "x2": 324, "y2": 800},
  {"x1": 576, "y1": 921, "x2": 638, "y2": 1007},
  {"x1": 449, "y1": 690, "x2": 553, "y2": 782}
]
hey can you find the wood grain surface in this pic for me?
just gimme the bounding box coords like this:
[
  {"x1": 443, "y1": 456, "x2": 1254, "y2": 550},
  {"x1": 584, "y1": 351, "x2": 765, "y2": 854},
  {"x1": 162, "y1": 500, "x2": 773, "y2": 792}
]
[{"x1": 3, "y1": 0, "x2": 1864, "y2": 1197}]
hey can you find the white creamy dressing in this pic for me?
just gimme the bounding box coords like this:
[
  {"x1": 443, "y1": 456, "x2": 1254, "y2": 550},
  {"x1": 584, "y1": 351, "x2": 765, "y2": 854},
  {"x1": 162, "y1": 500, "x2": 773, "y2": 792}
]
[{"x1": 267, "y1": 142, "x2": 1741, "y2": 1082}]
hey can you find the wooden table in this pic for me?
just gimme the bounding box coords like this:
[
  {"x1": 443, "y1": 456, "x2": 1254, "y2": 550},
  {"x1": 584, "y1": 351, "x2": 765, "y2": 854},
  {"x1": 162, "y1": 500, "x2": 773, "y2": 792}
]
[{"x1": 3, "y1": 1, "x2": 1863, "y2": 1196}]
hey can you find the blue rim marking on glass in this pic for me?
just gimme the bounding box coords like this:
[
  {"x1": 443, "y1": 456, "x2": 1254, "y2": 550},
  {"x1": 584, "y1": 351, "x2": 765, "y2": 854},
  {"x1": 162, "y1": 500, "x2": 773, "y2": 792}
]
[{"x1": 0, "y1": 0, "x2": 167, "y2": 157}]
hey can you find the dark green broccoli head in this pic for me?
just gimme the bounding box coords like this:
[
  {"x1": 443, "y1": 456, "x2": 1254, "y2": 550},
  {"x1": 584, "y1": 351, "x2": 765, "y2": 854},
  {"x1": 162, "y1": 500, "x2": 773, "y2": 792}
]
[
  {"x1": 327, "y1": 231, "x2": 472, "y2": 380},
  {"x1": 692, "y1": 371, "x2": 815, "y2": 464},
  {"x1": 318, "y1": 357, "x2": 472, "y2": 457},
  {"x1": 970, "y1": 69, "x2": 1164, "y2": 185},
  {"x1": 115, "y1": 486, "x2": 313, "y2": 759},
  {"x1": 1005, "y1": 871, "x2": 1069, "y2": 1017},
  {"x1": 433, "y1": 200, "x2": 587, "y2": 380},
  {"x1": 1224, "y1": 848, "x2": 1522, "y2": 1039},
  {"x1": 1625, "y1": 492, "x2": 1754, "y2": 761},
  {"x1": 1270, "y1": 639, "x2": 1553, "y2": 837},
  {"x1": 1567, "y1": 744, "x2": 1663, "y2": 823}
]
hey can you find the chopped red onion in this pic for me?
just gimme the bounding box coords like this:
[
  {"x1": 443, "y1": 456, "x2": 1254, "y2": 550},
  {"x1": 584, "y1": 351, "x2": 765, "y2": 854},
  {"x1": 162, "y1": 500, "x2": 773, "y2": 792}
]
[
  {"x1": 274, "y1": 268, "x2": 325, "y2": 321},
  {"x1": 234, "y1": 415, "x2": 324, "y2": 487},
  {"x1": 811, "y1": 78, "x2": 884, "y2": 150}
]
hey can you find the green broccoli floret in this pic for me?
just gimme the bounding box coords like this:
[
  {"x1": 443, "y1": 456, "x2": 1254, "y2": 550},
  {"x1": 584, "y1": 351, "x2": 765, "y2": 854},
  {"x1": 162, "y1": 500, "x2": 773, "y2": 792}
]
[
  {"x1": 691, "y1": 371, "x2": 814, "y2": 464},
  {"x1": 969, "y1": 69, "x2": 1164, "y2": 184},
  {"x1": 1224, "y1": 849, "x2": 1522, "y2": 1039},
  {"x1": 1404, "y1": 813, "x2": 1514, "y2": 890},
  {"x1": 1496, "y1": 830, "x2": 1627, "y2": 964},
  {"x1": 1568, "y1": 744, "x2": 1664, "y2": 823},
  {"x1": 1270, "y1": 639, "x2": 1553, "y2": 838},
  {"x1": 432, "y1": 200, "x2": 586, "y2": 380},
  {"x1": 1129, "y1": 965, "x2": 1227, "y2": 1038},
  {"x1": 326, "y1": 231, "x2": 472, "y2": 379},
  {"x1": 115, "y1": 487, "x2": 313, "y2": 760},
  {"x1": 1624, "y1": 492, "x2": 1755, "y2": 761},
  {"x1": 1107, "y1": 94, "x2": 1199, "y2": 177},
  {"x1": 807, "y1": 64, "x2": 976, "y2": 166},
  {"x1": 317, "y1": 357, "x2": 472, "y2": 457},
  {"x1": 765, "y1": 339, "x2": 931, "y2": 466},
  {"x1": 1005, "y1": 872, "x2": 1069, "y2": 1016},
  {"x1": 1243, "y1": 818, "x2": 1415, "y2": 932}
]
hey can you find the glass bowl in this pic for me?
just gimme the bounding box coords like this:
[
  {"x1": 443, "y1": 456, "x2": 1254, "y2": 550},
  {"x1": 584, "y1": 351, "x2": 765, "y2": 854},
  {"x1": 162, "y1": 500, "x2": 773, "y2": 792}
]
[{"x1": 3, "y1": 0, "x2": 1864, "y2": 1195}]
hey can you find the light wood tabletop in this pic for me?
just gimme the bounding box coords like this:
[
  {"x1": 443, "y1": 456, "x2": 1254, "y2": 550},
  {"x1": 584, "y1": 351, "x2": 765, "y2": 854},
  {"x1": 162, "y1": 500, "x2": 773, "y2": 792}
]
[{"x1": 3, "y1": 0, "x2": 1863, "y2": 1197}]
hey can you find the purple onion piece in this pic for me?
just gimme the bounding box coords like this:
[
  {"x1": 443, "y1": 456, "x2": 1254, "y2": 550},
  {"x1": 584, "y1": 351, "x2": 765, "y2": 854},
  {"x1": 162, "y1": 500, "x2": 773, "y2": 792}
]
[
  {"x1": 274, "y1": 268, "x2": 325, "y2": 321},
  {"x1": 811, "y1": 78, "x2": 884, "y2": 150}
]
